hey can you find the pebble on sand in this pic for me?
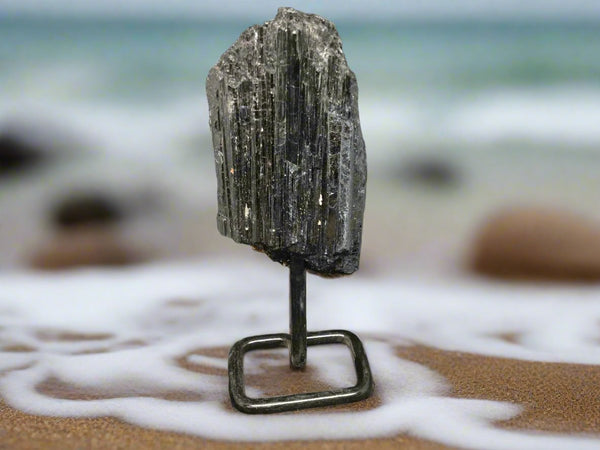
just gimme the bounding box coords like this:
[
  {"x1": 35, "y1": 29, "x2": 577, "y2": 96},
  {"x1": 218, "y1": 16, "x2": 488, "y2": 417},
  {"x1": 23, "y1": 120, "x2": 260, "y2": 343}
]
[
  {"x1": 51, "y1": 193, "x2": 124, "y2": 229},
  {"x1": 0, "y1": 132, "x2": 47, "y2": 175},
  {"x1": 395, "y1": 156, "x2": 460, "y2": 188},
  {"x1": 30, "y1": 227, "x2": 142, "y2": 271},
  {"x1": 470, "y1": 207, "x2": 600, "y2": 282}
]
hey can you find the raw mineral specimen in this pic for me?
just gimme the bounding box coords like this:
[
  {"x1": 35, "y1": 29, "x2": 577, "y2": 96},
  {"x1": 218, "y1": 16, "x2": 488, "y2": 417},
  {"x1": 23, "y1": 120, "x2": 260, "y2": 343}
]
[{"x1": 206, "y1": 7, "x2": 366, "y2": 275}]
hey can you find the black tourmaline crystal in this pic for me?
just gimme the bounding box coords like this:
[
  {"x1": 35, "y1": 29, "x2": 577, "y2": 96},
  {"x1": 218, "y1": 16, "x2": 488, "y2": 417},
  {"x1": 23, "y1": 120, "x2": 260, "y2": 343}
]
[{"x1": 206, "y1": 7, "x2": 366, "y2": 275}]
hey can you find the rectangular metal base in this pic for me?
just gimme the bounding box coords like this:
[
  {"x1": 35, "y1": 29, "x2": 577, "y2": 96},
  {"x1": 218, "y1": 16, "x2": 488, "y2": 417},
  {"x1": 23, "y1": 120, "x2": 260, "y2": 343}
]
[{"x1": 228, "y1": 329, "x2": 373, "y2": 414}]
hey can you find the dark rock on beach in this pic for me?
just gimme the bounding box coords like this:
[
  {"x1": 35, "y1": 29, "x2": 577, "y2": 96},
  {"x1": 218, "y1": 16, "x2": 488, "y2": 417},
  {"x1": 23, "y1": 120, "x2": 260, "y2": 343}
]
[
  {"x1": 0, "y1": 132, "x2": 47, "y2": 175},
  {"x1": 470, "y1": 207, "x2": 600, "y2": 282},
  {"x1": 396, "y1": 156, "x2": 460, "y2": 188},
  {"x1": 51, "y1": 193, "x2": 123, "y2": 229}
]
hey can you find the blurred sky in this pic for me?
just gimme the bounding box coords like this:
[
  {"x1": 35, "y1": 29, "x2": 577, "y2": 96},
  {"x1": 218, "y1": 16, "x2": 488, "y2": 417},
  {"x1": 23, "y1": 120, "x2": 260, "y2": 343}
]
[{"x1": 1, "y1": 0, "x2": 600, "y2": 21}]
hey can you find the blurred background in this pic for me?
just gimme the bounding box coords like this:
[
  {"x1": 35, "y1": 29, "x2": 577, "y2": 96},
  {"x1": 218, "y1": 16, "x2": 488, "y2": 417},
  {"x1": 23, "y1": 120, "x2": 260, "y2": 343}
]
[{"x1": 1, "y1": 0, "x2": 599, "y2": 282}]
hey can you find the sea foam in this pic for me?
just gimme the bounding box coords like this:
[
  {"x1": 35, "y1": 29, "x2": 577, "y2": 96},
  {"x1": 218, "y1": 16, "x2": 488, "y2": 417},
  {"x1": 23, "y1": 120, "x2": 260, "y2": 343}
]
[{"x1": 0, "y1": 260, "x2": 599, "y2": 448}]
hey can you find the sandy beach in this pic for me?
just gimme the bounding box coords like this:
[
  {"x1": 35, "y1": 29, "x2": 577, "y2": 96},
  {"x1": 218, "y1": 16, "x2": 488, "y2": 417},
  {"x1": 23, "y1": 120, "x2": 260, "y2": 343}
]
[
  {"x1": 0, "y1": 261, "x2": 599, "y2": 449},
  {"x1": 1, "y1": 344, "x2": 599, "y2": 449}
]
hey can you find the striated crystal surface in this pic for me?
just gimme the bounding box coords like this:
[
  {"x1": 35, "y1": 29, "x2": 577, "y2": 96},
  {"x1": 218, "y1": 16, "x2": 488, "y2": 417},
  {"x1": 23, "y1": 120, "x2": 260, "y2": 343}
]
[{"x1": 206, "y1": 7, "x2": 366, "y2": 275}]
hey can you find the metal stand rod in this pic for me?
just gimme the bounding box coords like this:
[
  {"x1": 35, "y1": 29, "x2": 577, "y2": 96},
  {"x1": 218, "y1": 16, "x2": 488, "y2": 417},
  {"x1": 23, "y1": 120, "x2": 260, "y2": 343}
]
[
  {"x1": 289, "y1": 256, "x2": 307, "y2": 369},
  {"x1": 228, "y1": 257, "x2": 374, "y2": 414}
]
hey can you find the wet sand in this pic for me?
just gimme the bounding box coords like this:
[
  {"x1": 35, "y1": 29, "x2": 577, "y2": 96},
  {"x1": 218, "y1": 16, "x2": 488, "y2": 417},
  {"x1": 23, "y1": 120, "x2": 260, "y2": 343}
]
[{"x1": 1, "y1": 344, "x2": 598, "y2": 449}]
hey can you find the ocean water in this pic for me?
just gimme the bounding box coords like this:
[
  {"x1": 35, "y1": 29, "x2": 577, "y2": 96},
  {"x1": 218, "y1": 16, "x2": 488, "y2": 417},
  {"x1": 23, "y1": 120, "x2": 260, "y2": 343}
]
[{"x1": 2, "y1": 16, "x2": 600, "y2": 165}]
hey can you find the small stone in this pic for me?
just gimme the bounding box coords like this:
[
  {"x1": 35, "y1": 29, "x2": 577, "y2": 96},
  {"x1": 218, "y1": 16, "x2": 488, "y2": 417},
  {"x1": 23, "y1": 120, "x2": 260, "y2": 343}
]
[
  {"x1": 206, "y1": 7, "x2": 366, "y2": 275},
  {"x1": 470, "y1": 207, "x2": 600, "y2": 282},
  {"x1": 396, "y1": 156, "x2": 460, "y2": 187},
  {"x1": 51, "y1": 193, "x2": 123, "y2": 229},
  {"x1": 0, "y1": 132, "x2": 46, "y2": 175}
]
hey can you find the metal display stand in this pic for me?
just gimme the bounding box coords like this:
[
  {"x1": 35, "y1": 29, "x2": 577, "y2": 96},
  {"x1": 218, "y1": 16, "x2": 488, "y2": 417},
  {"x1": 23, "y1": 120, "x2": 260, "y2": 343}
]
[{"x1": 228, "y1": 258, "x2": 373, "y2": 414}]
